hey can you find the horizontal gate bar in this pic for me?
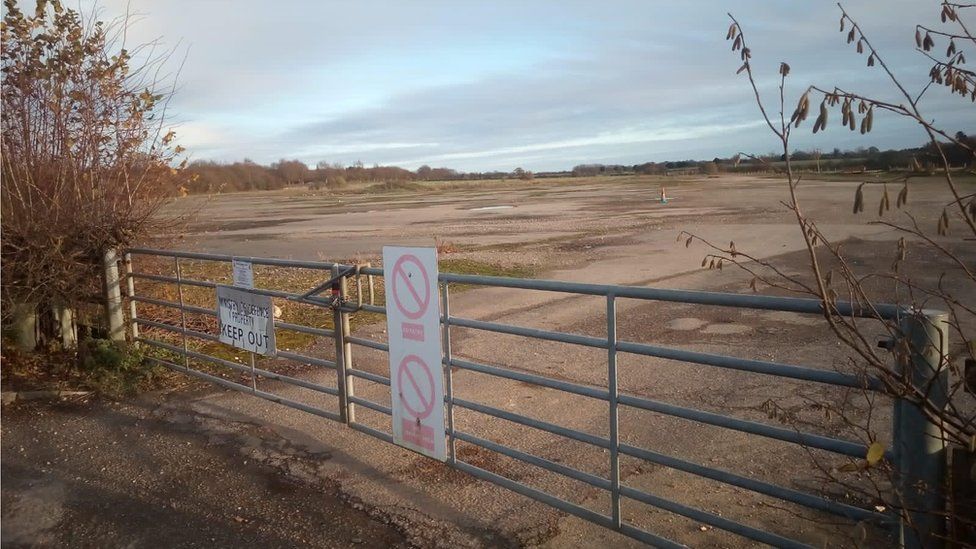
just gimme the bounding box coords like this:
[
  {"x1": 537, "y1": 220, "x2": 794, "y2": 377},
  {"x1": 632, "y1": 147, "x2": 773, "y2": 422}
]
[
  {"x1": 347, "y1": 336, "x2": 389, "y2": 352},
  {"x1": 617, "y1": 443, "x2": 889, "y2": 524},
  {"x1": 453, "y1": 397, "x2": 609, "y2": 449},
  {"x1": 348, "y1": 395, "x2": 392, "y2": 415},
  {"x1": 145, "y1": 355, "x2": 341, "y2": 421},
  {"x1": 128, "y1": 248, "x2": 903, "y2": 319},
  {"x1": 140, "y1": 337, "x2": 340, "y2": 396},
  {"x1": 449, "y1": 315, "x2": 881, "y2": 390},
  {"x1": 451, "y1": 461, "x2": 688, "y2": 549},
  {"x1": 276, "y1": 322, "x2": 335, "y2": 338},
  {"x1": 349, "y1": 421, "x2": 394, "y2": 443},
  {"x1": 132, "y1": 296, "x2": 337, "y2": 341},
  {"x1": 276, "y1": 350, "x2": 337, "y2": 370},
  {"x1": 129, "y1": 248, "x2": 339, "y2": 270},
  {"x1": 618, "y1": 484, "x2": 809, "y2": 549},
  {"x1": 135, "y1": 319, "x2": 337, "y2": 370},
  {"x1": 132, "y1": 272, "x2": 216, "y2": 288},
  {"x1": 448, "y1": 316, "x2": 607, "y2": 349},
  {"x1": 135, "y1": 318, "x2": 218, "y2": 342},
  {"x1": 454, "y1": 430, "x2": 611, "y2": 491},
  {"x1": 616, "y1": 340, "x2": 881, "y2": 390},
  {"x1": 348, "y1": 368, "x2": 391, "y2": 386},
  {"x1": 131, "y1": 272, "x2": 317, "y2": 304},
  {"x1": 450, "y1": 357, "x2": 609, "y2": 401},
  {"x1": 131, "y1": 295, "x2": 215, "y2": 316},
  {"x1": 617, "y1": 393, "x2": 868, "y2": 458}
]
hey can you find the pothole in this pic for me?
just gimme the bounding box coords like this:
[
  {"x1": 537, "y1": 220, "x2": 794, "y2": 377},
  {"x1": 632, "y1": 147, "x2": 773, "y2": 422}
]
[
  {"x1": 701, "y1": 323, "x2": 751, "y2": 335},
  {"x1": 666, "y1": 317, "x2": 708, "y2": 331}
]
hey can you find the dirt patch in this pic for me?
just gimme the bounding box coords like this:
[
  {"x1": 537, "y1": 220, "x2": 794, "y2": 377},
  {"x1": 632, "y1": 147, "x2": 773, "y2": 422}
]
[
  {"x1": 195, "y1": 217, "x2": 313, "y2": 232},
  {"x1": 395, "y1": 443, "x2": 525, "y2": 487}
]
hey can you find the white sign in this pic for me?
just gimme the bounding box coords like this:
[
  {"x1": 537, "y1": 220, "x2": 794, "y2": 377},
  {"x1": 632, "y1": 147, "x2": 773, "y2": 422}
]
[
  {"x1": 383, "y1": 246, "x2": 446, "y2": 460},
  {"x1": 232, "y1": 258, "x2": 254, "y2": 289},
  {"x1": 216, "y1": 285, "x2": 276, "y2": 356}
]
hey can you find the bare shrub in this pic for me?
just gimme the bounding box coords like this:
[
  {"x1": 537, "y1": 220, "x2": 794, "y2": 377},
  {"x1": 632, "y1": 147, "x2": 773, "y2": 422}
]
[
  {"x1": 1, "y1": 0, "x2": 187, "y2": 347},
  {"x1": 693, "y1": 2, "x2": 975, "y2": 544}
]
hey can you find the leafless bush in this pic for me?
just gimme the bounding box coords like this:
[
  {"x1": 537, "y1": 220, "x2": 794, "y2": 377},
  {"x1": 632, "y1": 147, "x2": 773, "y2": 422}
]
[
  {"x1": 687, "y1": 1, "x2": 975, "y2": 544},
  {"x1": 1, "y1": 0, "x2": 187, "y2": 346}
]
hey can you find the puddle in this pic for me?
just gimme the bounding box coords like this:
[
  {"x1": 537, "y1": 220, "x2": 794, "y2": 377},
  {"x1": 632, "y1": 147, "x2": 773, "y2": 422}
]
[
  {"x1": 702, "y1": 323, "x2": 751, "y2": 335},
  {"x1": 667, "y1": 317, "x2": 707, "y2": 331},
  {"x1": 666, "y1": 318, "x2": 751, "y2": 335},
  {"x1": 468, "y1": 205, "x2": 514, "y2": 211}
]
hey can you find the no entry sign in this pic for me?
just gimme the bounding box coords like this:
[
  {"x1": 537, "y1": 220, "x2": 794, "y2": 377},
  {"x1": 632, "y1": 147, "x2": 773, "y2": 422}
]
[{"x1": 383, "y1": 246, "x2": 446, "y2": 460}]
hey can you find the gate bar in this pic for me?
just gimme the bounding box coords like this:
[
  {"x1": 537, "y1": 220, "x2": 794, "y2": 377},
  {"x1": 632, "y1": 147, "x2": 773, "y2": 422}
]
[{"x1": 127, "y1": 248, "x2": 904, "y2": 319}]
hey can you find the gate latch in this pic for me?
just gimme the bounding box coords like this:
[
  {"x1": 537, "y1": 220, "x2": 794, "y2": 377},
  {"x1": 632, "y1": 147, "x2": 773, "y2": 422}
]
[{"x1": 290, "y1": 265, "x2": 358, "y2": 310}]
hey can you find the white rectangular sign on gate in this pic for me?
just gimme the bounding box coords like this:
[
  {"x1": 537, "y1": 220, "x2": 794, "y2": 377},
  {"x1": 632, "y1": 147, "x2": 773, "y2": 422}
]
[
  {"x1": 216, "y1": 285, "x2": 276, "y2": 356},
  {"x1": 382, "y1": 246, "x2": 446, "y2": 461},
  {"x1": 232, "y1": 258, "x2": 254, "y2": 289}
]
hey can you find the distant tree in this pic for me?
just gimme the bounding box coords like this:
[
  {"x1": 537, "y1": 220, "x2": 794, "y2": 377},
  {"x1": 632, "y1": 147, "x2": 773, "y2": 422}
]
[
  {"x1": 271, "y1": 159, "x2": 309, "y2": 185},
  {"x1": 512, "y1": 167, "x2": 533, "y2": 180}
]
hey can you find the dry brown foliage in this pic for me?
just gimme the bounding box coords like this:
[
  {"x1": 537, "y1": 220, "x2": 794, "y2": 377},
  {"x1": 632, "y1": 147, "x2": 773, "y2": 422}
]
[{"x1": 1, "y1": 0, "x2": 188, "y2": 339}]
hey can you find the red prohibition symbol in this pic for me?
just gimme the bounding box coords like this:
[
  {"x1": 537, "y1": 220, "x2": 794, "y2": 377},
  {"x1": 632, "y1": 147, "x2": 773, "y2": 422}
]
[
  {"x1": 397, "y1": 354, "x2": 435, "y2": 420},
  {"x1": 391, "y1": 254, "x2": 431, "y2": 320}
]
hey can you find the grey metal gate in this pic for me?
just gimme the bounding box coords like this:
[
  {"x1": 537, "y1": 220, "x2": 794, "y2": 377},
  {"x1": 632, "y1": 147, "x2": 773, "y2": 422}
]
[{"x1": 121, "y1": 247, "x2": 948, "y2": 548}]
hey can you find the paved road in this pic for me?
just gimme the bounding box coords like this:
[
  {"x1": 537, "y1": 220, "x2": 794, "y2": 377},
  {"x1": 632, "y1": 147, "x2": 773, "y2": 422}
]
[{"x1": 1, "y1": 398, "x2": 408, "y2": 548}]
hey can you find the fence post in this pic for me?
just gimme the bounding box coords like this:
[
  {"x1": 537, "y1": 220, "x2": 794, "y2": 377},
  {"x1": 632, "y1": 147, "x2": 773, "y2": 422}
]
[
  {"x1": 123, "y1": 252, "x2": 139, "y2": 345},
  {"x1": 332, "y1": 265, "x2": 355, "y2": 424},
  {"x1": 442, "y1": 282, "x2": 457, "y2": 464},
  {"x1": 607, "y1": 293, "x2": 621, "y2": 529},
  {"x1": 896, "y1": 310, "x2": 949, "y2": 549},
  {"x1": 102, "y1": 249, "x2": 126, "y2": 342}
]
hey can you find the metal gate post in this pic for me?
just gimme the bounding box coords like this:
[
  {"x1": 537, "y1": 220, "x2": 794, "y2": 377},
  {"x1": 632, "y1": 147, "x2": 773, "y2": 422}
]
[
  {"x1": 607, "y1": 293, "x2": 621, "y2": 528},
  {"x1": 102, "y1": 249, "x2": 126, "y2": 342},
  {"x1": 123, "y1": 252, "x2": 139, "y2": 345},
  {"x1": 174, "y1": 257, "x2": 191, "y2": 371},
  {"x1": 896, "y1": 310, "x2": 949, "y2": 549},
  {"x1": 442, "y1": 282, "x2": 457, "y2": 464},
  {"x1": 332, "y1": 265, "x2": 355, "y2": 424}
]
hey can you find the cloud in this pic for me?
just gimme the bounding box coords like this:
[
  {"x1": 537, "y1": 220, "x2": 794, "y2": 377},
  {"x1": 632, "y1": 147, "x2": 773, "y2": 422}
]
[{"x1": 77, "y1": 0, "x2": 971, "y2": 171}]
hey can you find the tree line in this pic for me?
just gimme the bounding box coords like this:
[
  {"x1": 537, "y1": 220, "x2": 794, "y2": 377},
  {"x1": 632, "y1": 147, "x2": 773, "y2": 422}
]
[
  {"x1": 185, "y1": 134, "x2": 974, "y2": 194},
  {"x1": 184, "y1": 159, "x2": 532, "y2": 194}
]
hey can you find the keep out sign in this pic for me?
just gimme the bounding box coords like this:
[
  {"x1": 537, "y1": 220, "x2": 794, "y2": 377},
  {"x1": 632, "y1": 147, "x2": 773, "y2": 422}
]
[{"x1": 383, "y1": 246, "x2": 446, "y2": 461}]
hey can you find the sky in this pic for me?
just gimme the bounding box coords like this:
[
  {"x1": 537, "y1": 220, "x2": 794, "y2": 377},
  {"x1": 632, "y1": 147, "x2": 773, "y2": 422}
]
[{"x1": 63, "y1": 1, "x2": 976, "y2": 171}]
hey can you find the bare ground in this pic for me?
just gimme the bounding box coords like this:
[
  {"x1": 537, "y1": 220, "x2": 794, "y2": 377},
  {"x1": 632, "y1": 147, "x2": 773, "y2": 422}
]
[{"x1": 5, "y1": 174, "x2": 974, "y2": 547}]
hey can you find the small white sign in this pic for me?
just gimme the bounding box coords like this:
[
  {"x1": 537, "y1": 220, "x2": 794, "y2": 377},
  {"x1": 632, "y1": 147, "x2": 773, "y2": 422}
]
[
  {"x1": 216, "y1": 285, "x2": 276, "y2": 356},
  {"x1": 232, "y1": 258, "x2": 254, "y2": 289},
  {"x1": 383, "y1": 246, "x2": 446, "y2": 461}
]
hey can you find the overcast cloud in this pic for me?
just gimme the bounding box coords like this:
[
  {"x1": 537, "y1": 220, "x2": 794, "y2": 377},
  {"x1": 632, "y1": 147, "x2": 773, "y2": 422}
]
[{"x1": 74, "y1": 1, "x2": 974, "y2": 171}]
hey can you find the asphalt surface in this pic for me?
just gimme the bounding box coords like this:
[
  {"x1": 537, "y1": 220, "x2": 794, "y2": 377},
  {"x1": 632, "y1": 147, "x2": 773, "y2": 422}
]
[{"x1": 1, "y1": 397, "x2": 408, "y2": 548}]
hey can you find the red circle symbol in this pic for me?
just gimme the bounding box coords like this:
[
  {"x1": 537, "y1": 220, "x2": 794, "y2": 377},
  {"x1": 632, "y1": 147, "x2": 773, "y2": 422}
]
[
  {"x1": 397, "y1": 354, "x2": 435, "y2": 419},
  {"x1": 391, "y1": 254, "x2": 431, "y2": 320}
]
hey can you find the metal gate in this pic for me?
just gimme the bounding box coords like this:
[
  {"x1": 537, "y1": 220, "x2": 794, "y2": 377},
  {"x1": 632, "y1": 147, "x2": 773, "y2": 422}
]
[{"x1": 121, "y1": 247, "x2": 947, "y2": 548}]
